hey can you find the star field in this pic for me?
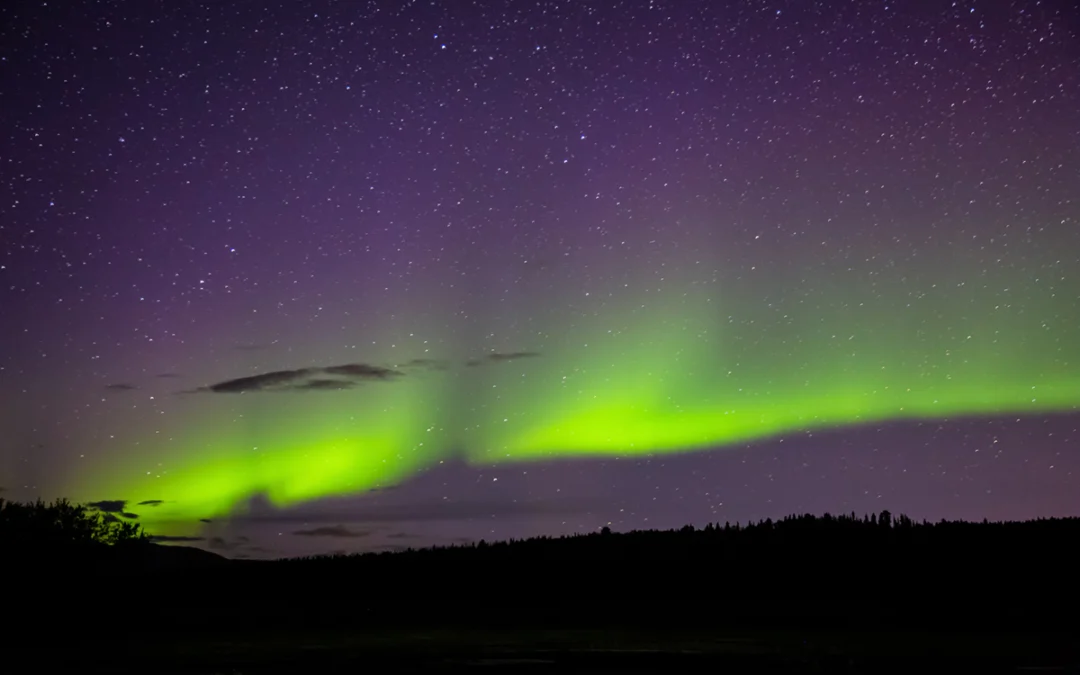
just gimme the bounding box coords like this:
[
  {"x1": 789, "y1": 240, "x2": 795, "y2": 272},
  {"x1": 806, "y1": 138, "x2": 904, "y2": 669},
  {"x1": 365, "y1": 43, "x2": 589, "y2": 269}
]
[{"x1": 1, "y1": 0, "x2": 1078, "y2": 558}]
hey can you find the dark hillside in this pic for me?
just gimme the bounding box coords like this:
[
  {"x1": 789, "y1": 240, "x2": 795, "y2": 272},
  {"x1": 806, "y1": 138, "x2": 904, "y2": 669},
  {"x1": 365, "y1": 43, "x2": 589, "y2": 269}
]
[
  {"x1": 13, "y1": 510, "x2": 1078, "y2": 630},
  {"x1": 5, "y1": 504, "x2": 1078, "y2": 672}
]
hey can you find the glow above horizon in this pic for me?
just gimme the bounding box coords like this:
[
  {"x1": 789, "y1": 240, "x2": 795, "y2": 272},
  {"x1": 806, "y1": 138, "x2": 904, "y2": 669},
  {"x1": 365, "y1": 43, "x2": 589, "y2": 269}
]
[{"x1": 78, "y1": 278, "x2": 1079, "y2": 533}]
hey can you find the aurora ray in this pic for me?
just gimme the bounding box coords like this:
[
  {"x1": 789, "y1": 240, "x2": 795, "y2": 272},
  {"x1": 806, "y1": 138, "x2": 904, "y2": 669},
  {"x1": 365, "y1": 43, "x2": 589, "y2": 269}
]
[{"x1": 77, "y1": 269, "x2": 1078, "y2": 532}]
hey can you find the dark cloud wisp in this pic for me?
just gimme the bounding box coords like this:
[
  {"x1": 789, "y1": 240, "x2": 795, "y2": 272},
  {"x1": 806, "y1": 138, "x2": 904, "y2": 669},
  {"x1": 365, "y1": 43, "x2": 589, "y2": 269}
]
[
  {"x1": 203, "y1": 368, "x2": 317, "y2": 393},
  {"x1": 466, "y1": 351, "x2": 541, "y2": 367},
  {"x1": 298, "y1": 379, "x2": 357, "y2": 391},
  {"x1": 194, "y1": 363, "x2": 404, "y2": 394},
  {"x1": 208, "y1": 536, "x2": 239, "y2": 551},
  {"x1": 238, "y1": 498, "x2": 595, "y2": 526},
  {"x1": 322, "y1": 363, "x2": 401, "y2": 380},
  {"x1": 189, "y1": 353, "x2": 537, "y2": 393},
  {"x1": 87, "y1": 500, "x2": 127, "y2": 513}
]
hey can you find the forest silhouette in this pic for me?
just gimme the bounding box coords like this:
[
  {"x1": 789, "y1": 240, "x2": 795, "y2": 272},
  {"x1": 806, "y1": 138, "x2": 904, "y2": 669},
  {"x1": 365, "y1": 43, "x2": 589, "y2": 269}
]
[
  {"x1": 5, "y1": 497, "x2": 1079, "y2": 671},
  {"x1": 0, "y1": 497, "x2": 146, "y2": 553},
  {"x1": 4, "y1": 497, "x2": 1077, "y2": 634}
]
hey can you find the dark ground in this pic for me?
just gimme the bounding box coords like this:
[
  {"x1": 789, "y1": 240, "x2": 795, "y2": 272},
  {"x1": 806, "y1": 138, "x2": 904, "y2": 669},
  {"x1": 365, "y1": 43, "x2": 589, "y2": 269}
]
[
  {"x1": 8, "y1": 515, "x2": 1080, "y2": 672},
  {"x1": 26, "y1": 626, "x2": 1080, "y2": 673},
  {"x1": 22, "y1": 562, "x2": 1080, "y2": 674}
]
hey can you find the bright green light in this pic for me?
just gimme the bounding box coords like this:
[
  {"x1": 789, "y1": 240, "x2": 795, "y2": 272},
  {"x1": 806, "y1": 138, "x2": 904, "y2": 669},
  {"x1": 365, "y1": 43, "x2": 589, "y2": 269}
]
[{"x1": 74, "y1": 278, "x2": 1079, "y2": 532}]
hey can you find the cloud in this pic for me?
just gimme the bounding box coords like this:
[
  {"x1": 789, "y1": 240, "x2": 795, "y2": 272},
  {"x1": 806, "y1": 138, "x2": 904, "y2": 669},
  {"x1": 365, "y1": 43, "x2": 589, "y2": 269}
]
[
  {"x1": 466, "y1": 351, "x2": 541, "y2": 367},
  {"x1": 156, "y1": 373, "x2": 180, "y2": 379},
  {"x1": 399, "y1": 358, "x2": 450, "y2": 371},
  {"x1": 105, "y1": 383, "x2": 136, "y2": 391},
  {"x1": 137, "y1": 499, "x2": 165, "y2": 507},
  {"x1": 292, "y1": 525, "x2": 371, "y2": 538},
  {"x1": 149, "y1": 535, "x2": 205, "y2": 543},
  {"x1": 207, "y1": 536, "x2": 234, "y2": 550},
  {"x1": 238, "y1": 498, "x2": 595, "y2": 526},
  {"x1": 193, "y1": 362, "x2": 404, "y2": 394},
  {"x1": 86, "y1": 501, "x2": 137, "y2": 520},
  {"x1": 203, "y1": 368, "x2": 317, "y2": 393},
  {"x1": 199, "y1": 518, "x2": 213, "y2": 524},
  {"x1": 322, "y1": 363, "x2": 402, "y2": 380},
  {"x1": 296, "y1": 379, "x2": 357, "y2": 391},
  {"x1": 87, "y1": 500, "x2": 127, "y2": 513},
  {"x1": 386, "y1": 532, "x2": 419, "y2": 539},
  {"x1": 148, "y1": 492, "x2": 594, "y2": 531}
]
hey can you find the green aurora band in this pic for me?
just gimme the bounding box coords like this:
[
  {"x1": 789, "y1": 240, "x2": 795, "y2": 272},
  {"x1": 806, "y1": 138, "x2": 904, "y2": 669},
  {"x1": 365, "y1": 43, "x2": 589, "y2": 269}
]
[{"x1": 76, "y1": 276, "x2": 1079, "y2": 534}]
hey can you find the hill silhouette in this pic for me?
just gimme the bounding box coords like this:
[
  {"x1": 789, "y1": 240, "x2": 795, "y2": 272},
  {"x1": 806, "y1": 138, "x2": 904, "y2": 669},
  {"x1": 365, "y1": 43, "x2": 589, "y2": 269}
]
[
  {"x1": 0, "y1": 497, "x2": 229, "y2": 570},
  {"x1": 4, "y1": 496, "x2": 1075, "y2": 665},
  {"x1": 252, "y1": 510, "x2": 1078, "y2": 631},
  {"x1": 6, "y1": 502, "x2": 1078, "y2": 624},
  {"x1": 5, "y1": 500, "x2": 1079, "y2": 671}
]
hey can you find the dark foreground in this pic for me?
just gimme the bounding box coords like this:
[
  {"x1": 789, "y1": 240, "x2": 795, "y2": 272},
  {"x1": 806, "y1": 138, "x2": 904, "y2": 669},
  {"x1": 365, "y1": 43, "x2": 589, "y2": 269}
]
[
  {"x1": 21, "y1": 560, "x2": 1080, "y2": 673},
  {"x1": 22, "y1": 626, "x2": 1080, "y2": 673},
  {"x1": 10, "y1": 514, "x2": 1080, "y2": 672}
]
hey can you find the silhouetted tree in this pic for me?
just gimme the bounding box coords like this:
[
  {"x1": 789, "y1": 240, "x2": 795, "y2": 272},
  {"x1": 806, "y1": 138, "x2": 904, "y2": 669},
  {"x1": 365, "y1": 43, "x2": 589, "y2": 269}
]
[{"x1": 0, "y1": 497, "x2": 148, "y2": 558}]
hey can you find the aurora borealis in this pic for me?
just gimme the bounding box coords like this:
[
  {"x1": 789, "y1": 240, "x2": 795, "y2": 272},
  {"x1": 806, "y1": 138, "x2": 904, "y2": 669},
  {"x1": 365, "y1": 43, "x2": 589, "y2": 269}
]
[{"x1": 2, "y1": 0, "x2": 1078, "y2": 557}]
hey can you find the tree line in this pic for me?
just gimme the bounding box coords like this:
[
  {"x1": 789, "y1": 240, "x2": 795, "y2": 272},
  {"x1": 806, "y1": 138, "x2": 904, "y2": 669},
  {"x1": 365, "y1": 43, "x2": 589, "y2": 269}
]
[
  {"x1": 280, "y1": 508, "x2": 1080, "y2": 567},
  {"x1": 4, "y1": 497, "x2": 1077, "y2": 634},
  {"x1": 0, "y1": 497, "x2": 146, "y2": 552},
  {"x1": 4, "y1": 497, "x2": 1079, "y2": 568}
]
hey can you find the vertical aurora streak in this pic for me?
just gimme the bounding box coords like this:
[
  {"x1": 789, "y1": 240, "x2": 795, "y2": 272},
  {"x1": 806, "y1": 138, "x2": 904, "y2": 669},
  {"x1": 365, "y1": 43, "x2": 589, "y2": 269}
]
[{"x1": 81, "y1": 263, "x2": 1078, "y2": 531}]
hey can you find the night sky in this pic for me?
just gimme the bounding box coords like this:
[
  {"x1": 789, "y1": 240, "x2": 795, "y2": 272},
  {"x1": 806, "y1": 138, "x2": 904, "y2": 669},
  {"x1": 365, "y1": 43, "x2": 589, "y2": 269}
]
[{"x1": 2, "y1": 1, "x2": 1078, "y2": 560}]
